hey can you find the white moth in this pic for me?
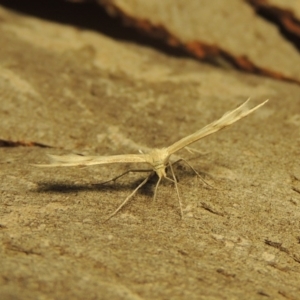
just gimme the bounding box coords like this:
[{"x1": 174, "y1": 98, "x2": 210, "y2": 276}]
[{"x1": 35, "y1": 99, "x2": 268, "y2": 221}]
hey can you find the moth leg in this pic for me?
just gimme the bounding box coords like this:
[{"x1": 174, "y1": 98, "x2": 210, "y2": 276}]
[
  {"x1": 103, "y1": 172, "x2": 154, "y2": 223},
  {"x1": 171, "y1": 158, "x2": 215, "y2": 189},
  {"x1": 169, "y1": 162, "x2": 183, "y2": 219},
  {"x1": 153, "y1": 176, "x2": 162, "y2": 202},
  {"x1": 184, "y1": 147, "x2": 209, "y2": 156},
  {"x1": 164, "y1": 176, "x2": 185, "y2": 188},
  {"x1": 95, "y1": 169, "x2": 152, "y2": 185},
  {"x1": 164, "y1": 176, "x2": 175, "y2": 184},
  {"x1": 153, "y1": 174, "x2": 184, "y2": 203}
]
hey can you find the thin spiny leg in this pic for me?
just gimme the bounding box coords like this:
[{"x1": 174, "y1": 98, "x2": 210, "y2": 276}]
[
  {"x1": 164, "y1": 176, "x2": 175, "y2": 184},
  {"x1": 164, "y1": 175, "x2": 185, "y2": 187},
  {"x1": 103, "y1": 172, "x2": 154, "y2": 223},
  {"x1": 94, "y1": 169, "x2": 152, "y2": 185},
  {"x1": 184, "y1": 146, "x2": 209, "y2": 155},
  {"x1": 172, "y1": 158, "x2": 214, "y2": 189},
  {"x1": 153, "y1": 176, "x2": 162, "y2": 201},
  {"x1": 169, "y1": 162, "x2": 183, "y2": 219}
]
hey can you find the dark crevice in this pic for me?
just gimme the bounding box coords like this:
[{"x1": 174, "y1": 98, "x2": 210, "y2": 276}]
[
  {"x1": 248, "y1": 1, "x2": 300, "y2": 51},
  {"x1": 0, "y1": 139, "x2": 52, "y2": 148},
  {"x1": 0, "y1": 0, "x2": 190, "y2": 58}
]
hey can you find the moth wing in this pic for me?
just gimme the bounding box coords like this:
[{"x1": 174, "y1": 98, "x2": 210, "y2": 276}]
[
  {"x1": 34, "y1": 153, "x2": 148, "y2": 167},
  {"x1": 167, "y1": 99, "x2": 268, "y2": 155}
]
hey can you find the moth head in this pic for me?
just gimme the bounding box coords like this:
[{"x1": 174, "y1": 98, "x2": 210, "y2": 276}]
[
  {"x1": 155, "y1": 165, "x2": 167, "y2": 179},
  {"x1": 145, "y1": 148, "x2": 170, "y2": 179}
]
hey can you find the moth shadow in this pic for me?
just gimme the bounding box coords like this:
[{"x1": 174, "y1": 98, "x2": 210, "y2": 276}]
[
  {"x1": 35, "y1": 181, "x2": 94, "y2": 193},
  {"x1": 170, "y1": 160, "x2": 214, "y2": 182},
  {"x1": 35, "y1": 175, "x2": 158, "y2": 197},
  {"x1": 92, "y1": 174, "x2": 159, "y2": 197}
]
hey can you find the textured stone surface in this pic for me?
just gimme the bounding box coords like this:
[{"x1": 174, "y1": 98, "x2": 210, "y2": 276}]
[
  {"x1": 99, "y1": 0, "x2": 300, "y2": 82},
  {"x1": 0, "y1": 2, "x2": 300, "y2": 299},
  {"x1": 248, "y1": 0, "x2": 300, "y2": 49}
]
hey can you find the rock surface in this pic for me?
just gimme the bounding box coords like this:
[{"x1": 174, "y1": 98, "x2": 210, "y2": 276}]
[
  {"x1": 99, "y1": 0, "x2": 300, "y2": 82},
  {"x1": 0, "y1": 1, "x2": 300, "y2": 299}
]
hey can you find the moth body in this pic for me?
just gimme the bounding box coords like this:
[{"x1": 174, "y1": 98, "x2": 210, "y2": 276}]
[
  {"x1": 34, "y1": 99, "x2": 268, "y2": 221},
  {"x1": 145, "y1": 148, "x2": 170, "y2": 179}
]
